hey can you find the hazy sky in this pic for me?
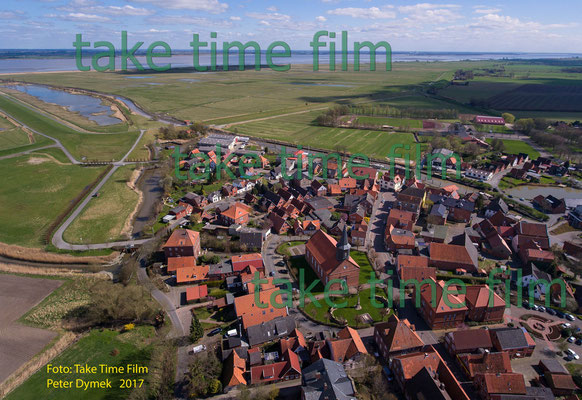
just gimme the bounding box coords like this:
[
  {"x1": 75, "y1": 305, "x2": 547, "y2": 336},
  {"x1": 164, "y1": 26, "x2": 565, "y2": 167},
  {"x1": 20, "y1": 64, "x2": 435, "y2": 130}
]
[{"x1": 0, "y1": 0, "x2": 580, "y2": 52}]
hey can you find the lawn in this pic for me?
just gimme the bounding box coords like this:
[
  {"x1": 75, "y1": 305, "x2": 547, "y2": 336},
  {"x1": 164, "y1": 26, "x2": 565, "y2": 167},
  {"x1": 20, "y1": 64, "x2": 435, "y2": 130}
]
[
  {"x1": 351, "y1": 250, "x2": 375, "y2": 284},
  {"x1": 550, "y1": 222, "x2": 579, "y2": 235},
  {"x1": 63, "y1": 166, "x2": 140, "y2": 244},
  {"x1": 0, "y1": 154, "x2": 106, "y2": 247},
  {"x1": 5, "y1": 328, "x2": 154, "y2": 400},
  {"x1": 0, "y1": 94, "x2": 139, "y2": 161},
  {"x1": 276, "y1": 241, "x2": 306, "y2": 257},
  {"x1": 485, "y1": 139, "x2": 540, "y2": 159},
  {"x1": 234, "y1": 111, "x2": 422, "y2": 160},
  {"x1": 302, "y1": 288, "x2": 390, "y2": 328},
  {"x1": 288, "y1": 256, "x2": 324, "y2": 294}
]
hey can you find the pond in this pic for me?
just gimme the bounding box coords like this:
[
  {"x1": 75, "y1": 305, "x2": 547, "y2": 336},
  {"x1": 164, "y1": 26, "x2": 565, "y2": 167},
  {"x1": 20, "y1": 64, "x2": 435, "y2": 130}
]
[
  {"x1": 506, "y1": 185, "x2": 582, "y2": 200},
  {"x1": 4, "y1": 84, "x2": 122, "y2": 126}
]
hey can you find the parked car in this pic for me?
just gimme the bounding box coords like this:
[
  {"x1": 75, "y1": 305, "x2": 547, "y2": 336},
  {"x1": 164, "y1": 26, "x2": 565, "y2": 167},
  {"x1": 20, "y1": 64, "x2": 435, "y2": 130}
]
[
  {"x1": 561, "y1": 323, "x2": 572, "y2": 329},
  {"x1": 532, "y1": 304, "x2": 539, "y2": 311},
  {"x1": 576, "y1": 339, "x2": 582, "y2": 346},
  {"x1": 565, "y1": 348, "x2": 579, "y2": 360},
  {"x1": 547, "y1": 308, "x2": 556, "y2": 316},
  {"x1": 568, "y1": 336, "x2": 576, "y2": 343},
  {"x1": 565, "y1": 314, "x2": 575, "y2": 321},
  {"x1": 278, "y1": 269, "x2": 287, "y2": 274},
  {"x1": 208, "y1": 328, "x2": 222, "y2": 337},
  {"x1": 538, "y1": 306, "x2": 546, "y2": 312},
  {"x1": 556, "y1": 310, "x2": 565, "y2": 318},
  {"x1": 276, "y1": 260, "x2": 285, "y2": 266},
  {"x1": 522, "y1": 301, "x2": 530, "y2": 309},
  {"x1": 190, "y1": 344, "x2": 206, "y2": 354}
]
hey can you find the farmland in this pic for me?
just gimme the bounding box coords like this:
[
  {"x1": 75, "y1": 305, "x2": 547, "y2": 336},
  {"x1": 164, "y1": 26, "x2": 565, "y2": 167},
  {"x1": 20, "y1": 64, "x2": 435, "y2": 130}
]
[
  {"x1": 0, "y1": 274, "x2": 63, "y2": 384},
  {"x1": 352, "y1": 116, "x2": 423, "y2": 130},
  {"x1": 0, "y1": 152, "x2": 105, "y2": 247},
  {"x1": 488, "y1": 84, "x2": 582, "y2": 112},
  {"x1": 63, "y1": 166, "x2": 140, "y2": 245},
  {"x1": 4, "y1": 328, "x2": 154, "y2": 400},
  {"x1": 233, "y1": 111, "x2": 422, "y2": 160}
]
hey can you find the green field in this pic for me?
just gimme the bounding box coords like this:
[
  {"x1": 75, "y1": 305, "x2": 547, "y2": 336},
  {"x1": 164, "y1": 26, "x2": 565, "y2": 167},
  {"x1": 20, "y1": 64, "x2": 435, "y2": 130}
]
[
  {"x1": 0, "y1": 153, "x2": 105, "y2": 246},
  {"x1": 234, "y1": 111, "x2": 422, "y2": 160},
  {"x1": 353, "y1": 116, "x2": 423, "y2": 130},
  {"x1": 485, "y1": 139, "x2": 540, "y2": 159},
  {"x1": 351, "y1": 251, "x2": 375, "y2": 284},
  {"x1": 5, "y1": 328, "x2": 153, "y2": 400},
  {"x1": 63, "y1": 166, "x2": 140, "y2": 244},
  {"x1": 0, "y1": 95, "x2": 139, "y2": 161}
]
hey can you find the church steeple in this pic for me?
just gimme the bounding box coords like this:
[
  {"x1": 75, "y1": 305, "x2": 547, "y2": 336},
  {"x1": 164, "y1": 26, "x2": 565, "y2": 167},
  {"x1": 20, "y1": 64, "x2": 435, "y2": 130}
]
[{"x1": 336, "y1": 225, "x2": 351, "y2": 261}]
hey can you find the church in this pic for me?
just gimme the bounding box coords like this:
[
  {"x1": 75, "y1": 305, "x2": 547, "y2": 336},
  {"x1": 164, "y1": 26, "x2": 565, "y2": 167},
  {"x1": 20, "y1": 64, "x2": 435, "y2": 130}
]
[{"x1": 304, "y1": 226, "x2": 361, "y2": 291}]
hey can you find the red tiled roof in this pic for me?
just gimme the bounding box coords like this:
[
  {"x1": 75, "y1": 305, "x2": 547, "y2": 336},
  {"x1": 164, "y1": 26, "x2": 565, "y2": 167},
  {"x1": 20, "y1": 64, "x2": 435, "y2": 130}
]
[
  {"x1": 459, "y1": 352, "x2": 512, "y2": 378},
  {"x1": 420, "y1": 278, "x2": 468, "y2": 314},
  {"x1": 250, "y1": 350, "x2": 300, "y2": 385},
  {"x1": 397, "y1": 255, "x2": 429, "y2": 269},
  {"x1": 231, "y1": 253, "x2": 263, "y2": 271},
  {"x1": 465, "y1": 285, "x2": 506, "y2": 308},
  {"x1": 476, "y1": 372, "x2": 526, "y2": 395},
  {"x1": 234, "y1": 287, "x2": 288, "y2": 328},
  {"x1": 167, "y1": 256, "x2": 196, "y2": 273},
  {"x1": 338, "y1": 177, "x2": 357, "y2": 189},
  {"x1": 186, "y1": 285, "x2": 208, "y2": 301},
  {"x1": 545, "y1": 372, "x2": 578, "y2": 391},
  {"x1": 305, "y1": 230, "x2": 360, "y2": 276},
  {"x1": 176, "y1": 265, "x2": 209, "y2": 284},
  {"x1": 448, "y1": 329, "x2": 493, "y2": 352},
  {"x1": 223, "y1": 349, "x2": 247, "y2": 387},
  {"x1": 429, "y1": 242, "x2": 477, "y2": 267},
  {"x1": 515, "y1": 221, "x2": 548, "y2": 238},
  {"x1": 163, "y1": 229, "x2": 200, "y2": 248},
  {"x1": 221, "y1": 202, "x2": 251, "y2": 220},
  {"x1": 375, "y1": 315, "x2": 424, "y2": 353}
]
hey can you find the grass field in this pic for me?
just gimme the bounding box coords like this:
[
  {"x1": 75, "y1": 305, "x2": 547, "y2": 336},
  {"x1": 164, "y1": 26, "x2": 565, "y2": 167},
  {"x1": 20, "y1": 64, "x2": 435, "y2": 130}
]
[
  {"x1": 485, "y1": 139, "x2": 540, "y2": 159},
  {"x1": 0, "y1": 95, "x2": 139, "y2": 161},
  {"x1": 0, "y1": 154, "x2": 105, "y2": 247},
  {"x1": 5, "y1": 328, "x2": 154, "y2": 400},
  {"x1": 234, "y1": 111, "x2": 422, "y2": 160},
  {"x1": 354, "y1": 116, "x2": 423, "y2": 129},
  {"x1": 63, "y1": 166, "x2": 140, "y2": 244},
  {"x1": 351, "y1": 251, "x2": 375, "y2": 284}
]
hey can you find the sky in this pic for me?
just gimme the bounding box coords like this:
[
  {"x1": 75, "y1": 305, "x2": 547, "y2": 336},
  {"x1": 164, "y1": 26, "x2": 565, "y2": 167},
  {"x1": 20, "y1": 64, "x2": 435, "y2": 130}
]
[{"x1": 0, "y1": 0, "x2": 581, "y2": 52}]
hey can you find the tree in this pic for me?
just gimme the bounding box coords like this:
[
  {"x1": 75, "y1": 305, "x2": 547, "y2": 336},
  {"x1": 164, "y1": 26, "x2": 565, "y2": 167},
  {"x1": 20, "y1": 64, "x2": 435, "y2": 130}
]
[
  {"x1": 190, "y1": 313, "x2": 203, "y2": 343},
  {"x1": 514, "y1": 119, "x2": 535, "y2": 134},
  {"x1": 502, "y1": 113, "x2": 515, "y2": 124},
  {"x1": 184, "y1": 351, "x2": 222, "y2": 398}
]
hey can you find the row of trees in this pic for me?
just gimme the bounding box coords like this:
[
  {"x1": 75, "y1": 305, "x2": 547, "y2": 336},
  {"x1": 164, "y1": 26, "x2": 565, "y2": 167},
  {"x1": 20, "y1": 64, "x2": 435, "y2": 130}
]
[
  {"x1": 348, "y1": 104, "x2": 458, "y2": 119},
  {"x1": 158, "y1": 122, "x2": 208, "y2": 140}
]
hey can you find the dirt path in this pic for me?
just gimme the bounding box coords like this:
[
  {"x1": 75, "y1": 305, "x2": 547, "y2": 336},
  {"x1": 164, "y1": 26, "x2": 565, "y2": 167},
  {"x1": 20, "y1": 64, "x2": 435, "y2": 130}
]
[{"x1": 120, "y1": 167, "x2": 144, "y2": 238}]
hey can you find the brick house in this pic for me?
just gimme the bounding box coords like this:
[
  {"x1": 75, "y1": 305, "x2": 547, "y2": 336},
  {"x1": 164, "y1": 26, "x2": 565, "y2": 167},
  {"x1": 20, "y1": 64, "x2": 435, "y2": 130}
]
[
  {"x1": 489, "y1": 328, "x2": 536, "y2": 358},
  {"x1": 231, "y1": 253, "x2": 263, "y2": 273},
  {"x1": 428, "y1": 241, "x2": 479, "y2": 273},
  {"x1": 163, "y1": 229, "x2": 201, "y2": 259},
  {"x1": 374, "y1": 315, "x2": 424, "y2": 361},
  {"x1": 396, "y1": 255, "x2": 435, "y2": 284},
  {"x1": 444, "y1": 329, "x2": 493, "y2": 355},
  {"x1": 465, "y1": 284, "x2": 506, "y2": 323},
  {"x1": 416, "y1": 278, "x2": 468, "y2": 330},
  {"x1": 218, "y1": 202, "x2": 252, "y2": 225}
]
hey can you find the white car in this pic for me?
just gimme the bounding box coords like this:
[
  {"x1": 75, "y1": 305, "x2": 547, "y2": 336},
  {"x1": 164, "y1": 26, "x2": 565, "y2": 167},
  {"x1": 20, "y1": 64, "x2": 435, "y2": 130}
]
[
  {"x1": 565, "y1": 314, "x2": 575, "y2": 321},
  {"x1": 565, "y1": 348, "x2": 579, "y2": 360},
  {"x1": 568, "y1": 336, "x2": 576, "y2": 343},
  {"x1": 531, "y1": 304, "x2": 539, "y2": 311},
  {"x1": 561, "y1": 323, "x2": 572, "y2": 329},
  {"x1": 538, "y1": 306, "x2": 546, "y2": 312}
]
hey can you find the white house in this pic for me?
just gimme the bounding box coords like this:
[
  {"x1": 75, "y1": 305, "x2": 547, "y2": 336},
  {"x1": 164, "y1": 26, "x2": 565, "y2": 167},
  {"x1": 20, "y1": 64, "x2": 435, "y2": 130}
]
[
  {"x1": 464, "y1": 168, "x2": 493, "y2": 181},
  {"x1": 511, "y1": 263, "x2": 553, "y2": 300}
]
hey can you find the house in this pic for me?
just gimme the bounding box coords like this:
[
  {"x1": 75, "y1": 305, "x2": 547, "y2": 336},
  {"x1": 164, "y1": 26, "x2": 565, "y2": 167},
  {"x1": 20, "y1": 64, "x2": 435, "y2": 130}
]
[
  {"x1": 374, "y1": 315, "x2": 424, "y2": 361},
  {"x1": 385, "y1": 225, "x2": 416, "y2": 252},
  {"x1": 439, "y1": 197, "x2": 475, "y2": 223},
  {"x1": 474, "y1": 115, "x2": 505, "y2": 125},
  {"x1": 311, "y1": 180, "x2": 327, "y2": 196},
  {"x1": 538, "y1": 359, "x2": 578, "y2": 396},
  {"x1": 268, "y1": 212, "x2": 289, "y2": 234},
  {"x1": 310, "y1": 327, "x2": 368, "y2": 368},
  {"x1": 489, "y1": 327, "x2": 535, "y2": 358},
  {"x1": 485, "y1": 198, "x2": 508, "y2": 218},
  {"x1": 233, "y1": 287, "x2": 288, "y2": 330},
  {"x1": 304, "y1": 228, "x2": 360, "y2": 291},
  {"x1": 511, "y1": 221, "x2": 550, "y2": 254},
  {"x1": 533, "y1": 195, "x2": 566, "y2": 214},
  {"x1": 182, "y1": 192, "x2": 208, "y2": 209},
  {"x1": 474, "y1": 372, "x2": 526, "y2": 400},
  {"x1": 416, "y1": 278, "x2": 468, "y2": 329},
  {"x1": 280, "y1": 328, "x2": 309, "y2": 363},
  {"x1": 294, "y1": 219, "x2": 321, "y2": 236},
  {"x1": 568, "y1": 205, "x2": 582, "y2": 229},
  {"x1": 208, "y1": 260, "x2": 234, "y2": 279},
  {"x1": 428, "y1": 148, "x2": 461, "y2": 173},
  {"x1": 397, "y1": 255, "x2": 436, "y2": 285},
  {"x1": 427, "y1": 204, "x2": 448, "y2": 225},
  {"x1": 218, "y1": 202, "x2": 252, "y2": 225},
  {"x1": 246, "y1": 315, "x2": 296, "y2": 347},
  {"x1": 395, "y1": 187, "x2": 426, "y2": 215},
  {"x1": 511, "y1": 263, "x2": 555, "y2": 300},
  {"x1": 176, "y1": 265, "x2": 209, "y2": 284},
  {"x1": 231, "y1": 253, "x2": 263, "y2": 272},
  {"x1": 169, "y1": 204, "x2": 192, "y2": 220},
  {"x1": 166, "y1": 256, "x2": 196, "y2": 273},
  {"x1": 222, "y1": 348, "x2": 247, "y2": 390},
  {"x1": 304, "y1": 196, "x2": 334, "y2": 212},
  {"x1": 327, "y1": 183, "x2": 342, "y2": 196},
  {"x1": 379, "y1": 172, "x2": 403, "y2": 192},
  {"x1": 428, "y1": 240, "x2": 479, "y2": 272},
  {"x1": 386, "y1": 208, "x2": 416, "y2": 230},
  {"x1": 390, "y1": 346, "x2": 470, "y2": 400},
  {"x1": 465, "y1": 284, "x2": 506, "y2": 323},
  {"x1": 444, "y1": 329, "x2": 493, "y2": 355},
  {"x1": 239, "y1": 228, "x2": 270, "y2": 251},
  {"x1": 338, "y1": 177, "x2": 357, "y2": 191},
  {"x1": 301, "y1": 359, "x2": 357, "y2": 400},
  {"x1": 207, "y1": 191, "x2": 222, "y2": 203},
  {"x1": 186, "y1": 285, "x2": 208, "y2": 302},
  {"x1": 350, "y1": 223, "x2": 367, "y2": 246},
  {"x1": 163, "y1": 229, "x2": 201, "y2": 259},
  {"x1": 250, "y1": 349, "x2": 301, "y2": 385},
  {"x1": 465, "y1": 168, "x2": 494, "y2": 181},
  {"x1": 458, "y1": 351, "x2": 512, "y2": 379}
]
